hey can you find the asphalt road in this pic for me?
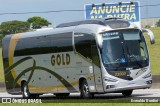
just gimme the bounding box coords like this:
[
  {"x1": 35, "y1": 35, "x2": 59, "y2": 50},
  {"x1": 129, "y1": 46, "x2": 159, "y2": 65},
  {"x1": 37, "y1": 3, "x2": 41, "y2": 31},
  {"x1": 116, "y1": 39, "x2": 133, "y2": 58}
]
[
  {"x1": 0, "y1": 89, "x2": 159, "y2": 103},
  {"x1": 0, "y1": 89, "x2": 160, "y2": 98}
]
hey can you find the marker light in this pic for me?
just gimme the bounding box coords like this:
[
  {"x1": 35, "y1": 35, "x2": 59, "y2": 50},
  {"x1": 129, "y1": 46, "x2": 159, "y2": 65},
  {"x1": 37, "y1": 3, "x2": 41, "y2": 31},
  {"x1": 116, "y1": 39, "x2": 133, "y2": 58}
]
[{"x1": 143, "y1": 73, "x2": 151, "y2": 79}]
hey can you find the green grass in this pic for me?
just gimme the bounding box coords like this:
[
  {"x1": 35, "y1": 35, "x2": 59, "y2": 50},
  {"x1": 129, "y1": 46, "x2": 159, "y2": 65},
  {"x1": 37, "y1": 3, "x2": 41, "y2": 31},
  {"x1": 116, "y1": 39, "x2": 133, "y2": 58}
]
[
  {"x1": 0, "y1": 48, "x2": 4, "y2": 82},
  {"x1": 0, "y1": 103, "x2": 159, "y2": 106},
  {"x1": 0, "y1": 27, "x2": 160, "y2": 82},
  {"x1": 144, "y1": 27, "x2": 160, "y2": 75}
]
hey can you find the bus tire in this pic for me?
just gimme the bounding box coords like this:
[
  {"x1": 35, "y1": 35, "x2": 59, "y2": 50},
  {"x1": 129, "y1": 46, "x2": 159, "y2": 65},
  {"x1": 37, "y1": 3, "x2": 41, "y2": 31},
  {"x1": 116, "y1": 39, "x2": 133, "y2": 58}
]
[
  {"x1": 22, "y1": 82, "x2": 31, "y2": 98},
  {"x1": 122, "y1": 90, "x2": 133, "y2": 97},
  {"x1": 31, "y1": 94, "x2": 39, "y2": 98},
  {"x1": 80, "y1": 80, "x2": 94, "y2": 99},
  {"x1": 54, "y1": 93, "x2": 70, "y2": 97}
]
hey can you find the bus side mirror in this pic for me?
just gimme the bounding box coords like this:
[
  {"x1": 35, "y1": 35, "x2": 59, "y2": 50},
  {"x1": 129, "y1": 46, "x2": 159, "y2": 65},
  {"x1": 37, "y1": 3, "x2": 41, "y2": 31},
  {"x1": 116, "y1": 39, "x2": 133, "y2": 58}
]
[{"x1": 142, "y1": 29, "x2": 155, "y2": 44}]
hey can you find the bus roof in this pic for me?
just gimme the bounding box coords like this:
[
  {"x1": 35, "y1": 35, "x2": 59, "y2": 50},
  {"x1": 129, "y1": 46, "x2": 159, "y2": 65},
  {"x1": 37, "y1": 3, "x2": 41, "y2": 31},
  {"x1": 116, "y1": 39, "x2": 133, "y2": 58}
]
[{"x1": 3, "y1": 18, "x2": 137, "y2": 40}]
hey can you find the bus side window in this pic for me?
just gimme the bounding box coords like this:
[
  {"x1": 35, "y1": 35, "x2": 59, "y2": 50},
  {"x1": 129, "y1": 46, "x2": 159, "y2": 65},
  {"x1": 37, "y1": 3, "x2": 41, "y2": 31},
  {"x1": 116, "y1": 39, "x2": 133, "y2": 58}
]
[
  {"x1": 74, "y1": 33, "x2": 93, "y2": 59},
  {"x1": 91, "y1": 45, "x2": 100, "y2": 67},
  {"x1": 15, "y1": 38, "x2": 30, "y2": 56},
  {"x1": 49, "y1": 32, "x2": 73, "y2": 53}
]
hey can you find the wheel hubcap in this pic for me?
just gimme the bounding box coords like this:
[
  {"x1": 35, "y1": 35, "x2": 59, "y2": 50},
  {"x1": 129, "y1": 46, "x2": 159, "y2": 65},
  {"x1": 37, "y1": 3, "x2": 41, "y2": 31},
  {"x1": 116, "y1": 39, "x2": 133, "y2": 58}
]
[
  {"x1": 83, "y1": 84, "x2": 89, "y2": 95},
  {"x1": 24, "y1": 86, "x2": 28, "y2": 97}
]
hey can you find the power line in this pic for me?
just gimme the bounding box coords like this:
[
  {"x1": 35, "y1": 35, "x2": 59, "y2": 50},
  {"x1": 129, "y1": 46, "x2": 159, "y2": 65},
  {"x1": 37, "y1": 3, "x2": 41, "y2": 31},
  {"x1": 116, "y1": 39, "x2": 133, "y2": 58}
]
[
  {"x1": 0, "y1": 3, "x2": 160, "y2": 16},
  {"x1": 140, "y1": 3, "x2": 160, "y2": 7},
  {"x1": 0, "y1": 10, "x2": 84, "y2": 15}
]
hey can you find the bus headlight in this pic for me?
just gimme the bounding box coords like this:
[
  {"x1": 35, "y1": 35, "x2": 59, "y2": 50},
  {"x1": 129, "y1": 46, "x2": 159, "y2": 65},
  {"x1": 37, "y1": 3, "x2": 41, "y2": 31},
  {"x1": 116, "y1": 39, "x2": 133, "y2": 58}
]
[
  {"x1": 143, "y1": 73, "x2": 151, "y2": 79},
  {"x1": 104, "y1": 77, "x2": 118, "y2": 82}
]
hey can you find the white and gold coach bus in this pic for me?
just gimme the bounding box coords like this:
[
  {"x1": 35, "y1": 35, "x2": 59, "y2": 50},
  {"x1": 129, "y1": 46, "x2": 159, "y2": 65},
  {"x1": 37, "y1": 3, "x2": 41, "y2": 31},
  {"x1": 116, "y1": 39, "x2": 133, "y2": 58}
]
[{"x1": 2, "y1": 18, "x2": 155, "y2": 98}]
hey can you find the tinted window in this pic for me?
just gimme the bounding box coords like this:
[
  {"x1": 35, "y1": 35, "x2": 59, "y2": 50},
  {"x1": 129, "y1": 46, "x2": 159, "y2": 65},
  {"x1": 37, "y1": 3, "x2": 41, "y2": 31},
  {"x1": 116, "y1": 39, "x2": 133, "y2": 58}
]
[
  {"x1": 49, "y1": 32, "x2": 73, "y2": 53},
  {"x1": 74, "y1": 33, "x2": 95, "y2": 59},
  {"x1": 15, "y1": 32, "x2": 73, "y2": 56},
  {"x1": 101, "y1": 29, "x2": 149, "y2": 71}
]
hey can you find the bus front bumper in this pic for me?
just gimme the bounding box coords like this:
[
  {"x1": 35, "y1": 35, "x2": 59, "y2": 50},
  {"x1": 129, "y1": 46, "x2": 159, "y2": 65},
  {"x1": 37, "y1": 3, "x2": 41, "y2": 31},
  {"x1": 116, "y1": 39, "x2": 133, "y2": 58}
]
[{"x1": 103, "y1": 80, "x2": 152, "y2": 93}]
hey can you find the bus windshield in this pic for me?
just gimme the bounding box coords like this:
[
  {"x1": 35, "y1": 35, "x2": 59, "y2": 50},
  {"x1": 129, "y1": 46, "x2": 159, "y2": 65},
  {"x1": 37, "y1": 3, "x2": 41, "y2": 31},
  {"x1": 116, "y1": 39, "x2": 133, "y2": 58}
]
[{"x1": 101, "y1": 29, "x2": 149, "y2": 71}]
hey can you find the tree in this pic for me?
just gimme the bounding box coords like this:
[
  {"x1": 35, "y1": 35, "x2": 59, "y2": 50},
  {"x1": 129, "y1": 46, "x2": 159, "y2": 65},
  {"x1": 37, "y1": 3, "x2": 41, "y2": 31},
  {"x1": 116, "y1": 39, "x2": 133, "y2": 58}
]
[
  {"x1": 0, "y1": 20, "x2": 30, "y2": 35},
  {"x1": 27, "y1": 16, "x2": 51, "y2": 29},
  {"x1": 0, "y1": 34, "x2": 4, "y2": 47},
  {"x1": 156, "y1": 19, "x2": 160, "y2": 27}
]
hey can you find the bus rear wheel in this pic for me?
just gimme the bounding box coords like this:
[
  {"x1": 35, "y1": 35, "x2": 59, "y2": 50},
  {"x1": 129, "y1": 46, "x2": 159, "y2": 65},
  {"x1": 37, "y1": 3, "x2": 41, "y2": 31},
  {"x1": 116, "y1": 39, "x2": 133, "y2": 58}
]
[
  {"x1": 22, "y1": 82, "x2": 39, "y2": 98},
  {"x1": 80, "y1": 80, "x2": 94, "y2": 98},
  {"x1": 122, "y1": 90, "x2": 133, "y2": 97},
  {"x1": 22, "y1": 82, "x2": 31, "y2": 98}
]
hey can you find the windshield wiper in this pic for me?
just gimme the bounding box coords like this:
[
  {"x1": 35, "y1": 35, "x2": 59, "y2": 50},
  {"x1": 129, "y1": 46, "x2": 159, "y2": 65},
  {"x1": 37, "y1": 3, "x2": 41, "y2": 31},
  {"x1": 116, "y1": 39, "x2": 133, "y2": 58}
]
[{"x1": 114, "y1": 42, "x2": 127, "y2": 71}]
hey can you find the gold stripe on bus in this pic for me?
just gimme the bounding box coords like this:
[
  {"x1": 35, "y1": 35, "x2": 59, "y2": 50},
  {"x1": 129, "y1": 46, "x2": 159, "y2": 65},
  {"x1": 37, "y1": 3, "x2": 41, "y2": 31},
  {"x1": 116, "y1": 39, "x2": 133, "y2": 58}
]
[
  {"x1": 8, "y1": 33, "x2": 22, "y2": 86},
  {"x1": 29, "y1": 74, "x2": 95, "y2": 92},
  {"x1": 30, "y1": 82, "x2": 78, "y2": 93}
]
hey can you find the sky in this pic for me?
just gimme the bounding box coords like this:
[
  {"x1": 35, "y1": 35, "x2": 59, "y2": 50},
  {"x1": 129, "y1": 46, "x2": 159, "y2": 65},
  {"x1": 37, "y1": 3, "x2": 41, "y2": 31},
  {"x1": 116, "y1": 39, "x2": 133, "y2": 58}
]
[{"x1": 0, "y1": 0, "x2": 160, "y2": 26}]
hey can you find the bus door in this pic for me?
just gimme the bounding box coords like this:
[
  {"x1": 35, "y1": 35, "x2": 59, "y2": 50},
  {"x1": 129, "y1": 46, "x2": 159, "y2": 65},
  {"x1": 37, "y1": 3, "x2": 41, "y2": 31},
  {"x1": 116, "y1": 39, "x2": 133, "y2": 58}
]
[{"x1": 91, "y1": 45, "x2": 104, "y2": 92}]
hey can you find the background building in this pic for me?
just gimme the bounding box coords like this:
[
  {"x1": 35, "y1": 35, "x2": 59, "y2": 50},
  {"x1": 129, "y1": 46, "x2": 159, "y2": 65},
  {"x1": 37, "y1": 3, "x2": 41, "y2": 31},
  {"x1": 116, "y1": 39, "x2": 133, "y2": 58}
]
[{"x1": 141, "y1": 18, "x2": 160, "y2": 28}]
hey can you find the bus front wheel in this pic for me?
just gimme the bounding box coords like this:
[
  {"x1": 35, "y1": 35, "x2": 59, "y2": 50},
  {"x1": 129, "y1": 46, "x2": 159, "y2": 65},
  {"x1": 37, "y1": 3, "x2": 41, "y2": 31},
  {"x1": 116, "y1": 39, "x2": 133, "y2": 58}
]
[
  {"x1": 122, "y1": 90, "x2": 133, "y2": 97},
  {"x1": 80, "y1": 80, "x2": 94, "y2": 98}
]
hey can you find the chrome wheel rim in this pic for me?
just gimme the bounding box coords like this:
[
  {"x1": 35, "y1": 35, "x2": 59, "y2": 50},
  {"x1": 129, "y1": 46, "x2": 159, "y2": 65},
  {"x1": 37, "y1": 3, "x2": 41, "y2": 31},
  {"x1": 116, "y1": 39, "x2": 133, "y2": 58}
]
[
  {"x1": 83, "y1": 83, "x2": 89, "y2": 96},
  {"x1": 24, "y1": 86, "x2": 28, "y2": 97}
]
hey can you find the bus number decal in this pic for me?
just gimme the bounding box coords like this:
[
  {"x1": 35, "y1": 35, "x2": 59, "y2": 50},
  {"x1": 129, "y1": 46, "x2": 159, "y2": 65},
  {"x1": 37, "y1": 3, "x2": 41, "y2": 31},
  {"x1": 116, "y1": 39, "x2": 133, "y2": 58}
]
[{"x1": 115, "y1": 72, "x2": 126, "y2": 77}]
